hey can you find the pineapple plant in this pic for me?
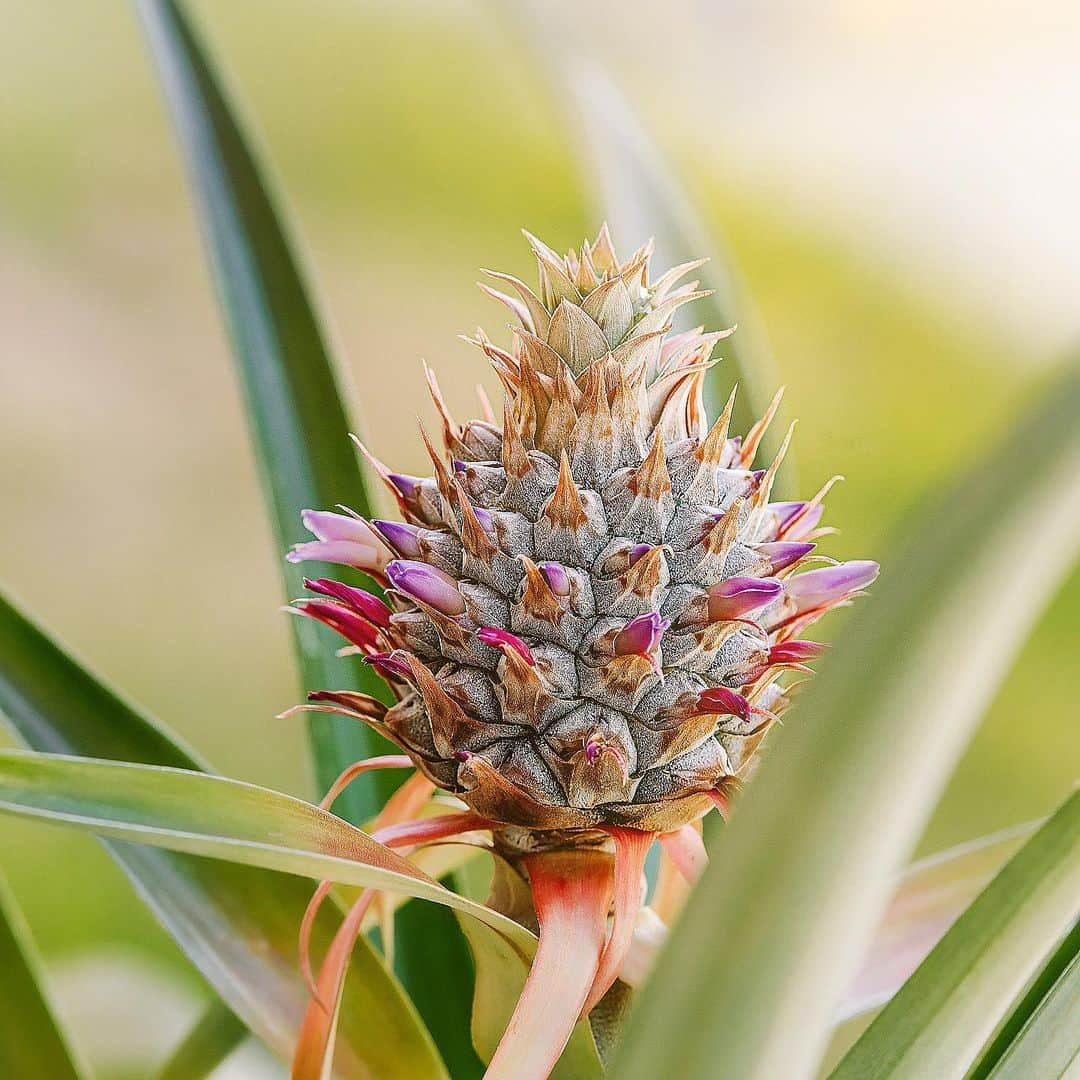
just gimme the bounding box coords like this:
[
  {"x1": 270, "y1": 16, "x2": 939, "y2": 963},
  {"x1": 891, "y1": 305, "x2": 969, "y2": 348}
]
[
  {"x1": 0, "y1": 4, "x2": 1076, "y2": 1080},
  {"x1": 282, "y1": 226, "x2": 878, "y2": 1072}
]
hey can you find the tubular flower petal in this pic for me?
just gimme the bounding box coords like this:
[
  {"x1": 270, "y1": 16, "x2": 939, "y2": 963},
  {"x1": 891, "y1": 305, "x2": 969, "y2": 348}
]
[
  {"x1": 785, "y1": 560, "x2": 881, "y2": 613},
  {"x1": 385, "y1": 560, "x2": 466, "y2": 616},
  {"x1": 285, "y1": 227, "x2": 877, "y2": 845},
  {"x1": 707, "y1": 577, "x2": 784, "y2": 622}
]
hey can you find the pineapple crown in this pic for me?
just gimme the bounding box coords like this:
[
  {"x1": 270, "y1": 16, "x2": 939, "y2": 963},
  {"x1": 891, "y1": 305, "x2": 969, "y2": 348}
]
[{"x1": 286, "y1": 226, "x2": 878, "y2": 837}]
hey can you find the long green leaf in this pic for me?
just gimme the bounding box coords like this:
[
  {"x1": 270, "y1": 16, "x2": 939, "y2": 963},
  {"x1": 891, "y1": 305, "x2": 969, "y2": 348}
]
[
  {"x1": 0, "y1": 749, "x2": 604, "y2": 1077},
  {"x1": 511, "y1": 0, "x2": 785, "y2": 467},
  {"x1": 0, "y1": 593, "x2": 445, "y2": 1080},
  {"x1": 157, "y1": 999, "x2": 248, "y2": 1080},
  {"x1": 135, "y1": 0, "x2": 476, "y2": 1050},
  {"x1": 0, "y1": 871, "x2": 88, "y2": 1080},
  {"x1": 984, "y1": 941, "x2": 1080, "y2": 1079},
  {"x1": 614, "y1": 363, "x2": 1080, "y2": 1080},
  {"x1": 0, "y1": 749, "x2": 529, "y2": 948},
  {"x1": 136, "y1": 0, "x2": 392, "y2": 824},
  {"x1": 832, "y1": 791, "x2": 1080, "y2": 1078}
]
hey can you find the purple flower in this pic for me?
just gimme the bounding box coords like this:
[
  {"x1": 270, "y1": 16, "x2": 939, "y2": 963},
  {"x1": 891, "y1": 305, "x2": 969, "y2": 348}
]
[
  {"x1": 707, "y1": 577, "x2": 783, "y2": 622},
  {"x1": 386, "y1": 560, "x2": 465, "y2": 616},
  {"x1": 785, "y1": 560, "x2": 880, "y2": 613}
]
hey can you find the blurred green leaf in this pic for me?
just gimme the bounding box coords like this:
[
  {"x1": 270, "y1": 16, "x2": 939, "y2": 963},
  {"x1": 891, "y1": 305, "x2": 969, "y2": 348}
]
[
  {"x1": 511, "y1": 0, "x2": 786, "y2": 473},
  {"x1": 840, "y1": 824, "x2": 1034, "y2": 1021},
  {"x1": 137, "y1": 0, "x2": 393, "y2": 824},
  {"x1": 832, "y1": 791, "x2": 1079, "y2": 1078},
  {"x1": 982, "y1": 936, "x2": 1080, "y2": 1079},
  {"x1": 614, "y1": 363, "x2": 1080, "y2": 1080},
  {"x1": 0, "y1": 593, "x2": 445, "y2": 1080},
  {"x1": 136, "y1": 0, "x2": 477, "y2": 1049},
  {"x1": 157, "y1": 999, "x2": 247, "y2": 1080},
  {"x1": 0, "y1": 870, "x2": 88, "y2": 1080}
]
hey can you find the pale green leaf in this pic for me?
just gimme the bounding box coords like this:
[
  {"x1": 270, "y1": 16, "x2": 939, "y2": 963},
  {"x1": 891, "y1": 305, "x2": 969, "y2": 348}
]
[
  {"x1": 0, "y1": 749, "x2": 534, "y2": 952},
  {"x1": 832, "y1": 791, "x2": 1079, "y2": 1078},
  {"x1": 0, "y1": 593, "x2": 445, "y2": 1080},
  {"x1": 0, "y1": 749, "x2": 605, "y2": 1079},
  {"x1": 0, "y1": 871, "x2": 88, "y2": 1080},
  {"x1": 614, "y1": 364, "x2": 1080, "y2": 1080}
]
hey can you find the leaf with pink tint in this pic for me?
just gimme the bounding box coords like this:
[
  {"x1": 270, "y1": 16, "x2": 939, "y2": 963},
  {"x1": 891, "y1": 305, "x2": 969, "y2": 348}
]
[{"x1": 836, "y1": 824, "x2": 1034, "y2": 1022}]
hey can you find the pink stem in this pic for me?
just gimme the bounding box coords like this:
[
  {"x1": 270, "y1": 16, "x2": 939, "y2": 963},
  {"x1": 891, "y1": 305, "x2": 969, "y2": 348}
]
[
  {"x1": 298, "y1": 879, "x2": 336, "y2": 1002},
  {"x1": 374, "y1": 810, "x2": 492, "y2": 849},
  {"x1": 318, "y1": 755, "x2": 413, "y2": 811},
  {"x1": 582, "y1": 828, "x2": 654, "y2": 1015},
  {"x1": 485, "y1": 850, "x2": 614, "y2": 1080},
  {"x1": 291, "y1": 889, "x2": 377, "y2": 1080},
  {"x1": 660, "y1": 824, "x2": 708, "y2": 884}
]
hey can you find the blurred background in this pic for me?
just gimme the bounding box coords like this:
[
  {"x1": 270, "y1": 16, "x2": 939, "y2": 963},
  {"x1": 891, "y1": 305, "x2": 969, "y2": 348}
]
[{"x1": 2, "y1": 1, "x2": 1077, "y2": 1075}]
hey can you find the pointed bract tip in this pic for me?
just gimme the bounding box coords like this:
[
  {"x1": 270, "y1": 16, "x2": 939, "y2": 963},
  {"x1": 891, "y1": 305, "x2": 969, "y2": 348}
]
[{"x1": 477, "y1": 626, "x2": 535, "y2": 666}]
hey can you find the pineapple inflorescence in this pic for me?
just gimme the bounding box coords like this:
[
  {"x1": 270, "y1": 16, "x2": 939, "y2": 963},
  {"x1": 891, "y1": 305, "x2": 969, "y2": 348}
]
[{"x1": 289, "y1": 227, "x2": 878, "y2": 839}]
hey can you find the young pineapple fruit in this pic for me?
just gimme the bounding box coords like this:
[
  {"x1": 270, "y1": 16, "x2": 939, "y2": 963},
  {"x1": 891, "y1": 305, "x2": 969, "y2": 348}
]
[{"x1": 289, "y1": 226, "x2": 877, "y2": 843}]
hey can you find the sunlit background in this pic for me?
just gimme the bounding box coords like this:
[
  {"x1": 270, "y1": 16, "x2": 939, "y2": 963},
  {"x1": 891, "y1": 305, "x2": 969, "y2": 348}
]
[{"x1": 2, "y1": 1, "x2": 1078, "y2": 1075}]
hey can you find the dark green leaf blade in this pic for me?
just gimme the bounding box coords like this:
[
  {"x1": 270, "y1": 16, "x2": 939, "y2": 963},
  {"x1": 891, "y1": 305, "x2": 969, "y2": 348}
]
[
  {"x1": 614, "y1": 364, "x2": 1080, "y2": 1080},
  {"x1": 832, "y1": 791, "x2": 1080, "y2": 1078},
  {"x1": 135, "y1": 1, "x2": 477, "y2": 1052},
  {"x1": 136, "y1": 0, "x2": 394, "y2": 824},
  {"x1": 157, "y1": 999, "x2": 248, "y2": 1080},
  {"x1": 0, "y1": 871, "x2": 89, "y2": 1080},
  {"x1": 0, "y1": 592, "x2": 445, "y2": 1080}
]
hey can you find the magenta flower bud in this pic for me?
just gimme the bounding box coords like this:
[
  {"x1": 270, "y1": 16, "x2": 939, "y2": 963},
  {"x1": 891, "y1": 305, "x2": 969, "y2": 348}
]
[
  {"x1": 755, "y1": 541, "x2": 815, "y2": 573},
  {"x1": 477, "y1": 627, "x2": 534, "y2": 665},
  {"x1": 627, "y1": 543, "x2": 654, "y2": 566},
  {"x1": 372, "y1": 520, "x2": 423, "y2": 559},
  {"x1": 386, "y1": 560, "x2": 466, "y2": 616},
  {"x1": 696, "y1": 687, "x2": 751, "y2": 721},
  {"x1": 785, "y1": 560, "x2": 880, "y2": 613},
  {"x1": 539, "y1": 561, "x2": 571, "y2": 597},
  {"x1": 452, "y1": 459, "x2": 468, "y2": 473},
  {"x1": 364, "y1": 652, "x2": 412, "y2": 680},
  {"x1": 294, "y1": 600, "x2": 380, "y2": 650},
  {"x1": 614, "y1": 612, "x2": 670, "y2": 657},
  {"x1": 707, "y1": 577, "x2": 783, "y2": 622},
  {"x1": 769, "y1": 639, "x2": 828, "y2": 665},
  {"x1": 303, "y1": 578, "x2": 392, "y2": 629}
]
